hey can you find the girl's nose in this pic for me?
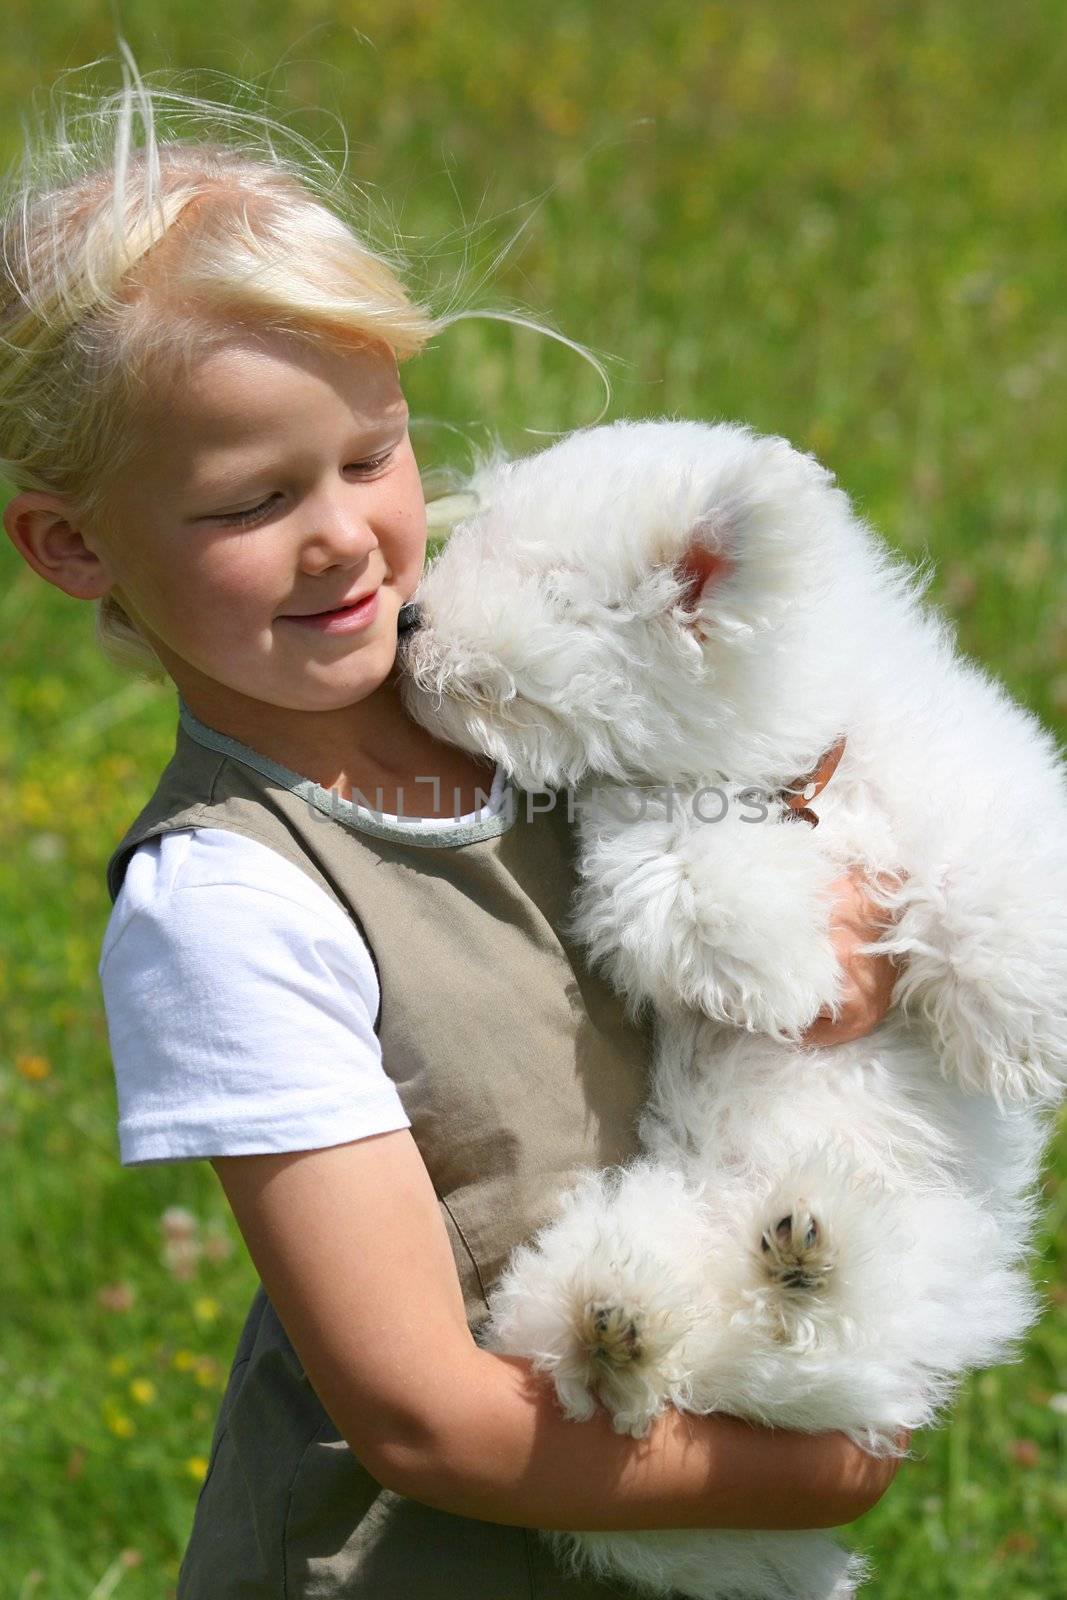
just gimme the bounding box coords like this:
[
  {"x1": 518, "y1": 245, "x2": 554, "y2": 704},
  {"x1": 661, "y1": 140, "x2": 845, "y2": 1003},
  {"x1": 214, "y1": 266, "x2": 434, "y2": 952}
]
[{"x1": 298, "y1": 498, "x2": 380, "y2": 573}]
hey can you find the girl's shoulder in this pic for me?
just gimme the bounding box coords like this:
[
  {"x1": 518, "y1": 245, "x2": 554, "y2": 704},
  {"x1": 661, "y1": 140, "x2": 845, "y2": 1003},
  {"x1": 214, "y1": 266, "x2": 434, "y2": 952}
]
[
  {"x1": 101, "y1": 824, "x2": 370, "y2": 963},
  {"x1": 99, "y1": 826, "x2": 407, "y2": 1169}
]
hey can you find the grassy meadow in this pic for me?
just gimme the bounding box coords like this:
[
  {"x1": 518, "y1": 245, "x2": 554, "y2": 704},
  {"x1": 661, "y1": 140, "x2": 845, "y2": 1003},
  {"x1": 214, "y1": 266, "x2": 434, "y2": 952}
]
[{"x1": 1, "y1": 3, "x2": 1065, "y2": 1595}]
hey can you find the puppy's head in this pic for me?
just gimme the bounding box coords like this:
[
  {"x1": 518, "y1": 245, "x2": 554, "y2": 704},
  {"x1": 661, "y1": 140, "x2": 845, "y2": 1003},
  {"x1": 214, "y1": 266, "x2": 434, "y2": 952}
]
[{"x1": 399, "y1": 418, "x2": 849, "y2": 789}]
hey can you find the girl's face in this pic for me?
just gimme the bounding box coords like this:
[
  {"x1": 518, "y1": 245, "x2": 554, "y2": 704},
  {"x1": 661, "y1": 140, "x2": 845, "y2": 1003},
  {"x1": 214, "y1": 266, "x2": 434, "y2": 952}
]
[{"x1": 89, "y1": 328, "x2": 427, "y2": 724}]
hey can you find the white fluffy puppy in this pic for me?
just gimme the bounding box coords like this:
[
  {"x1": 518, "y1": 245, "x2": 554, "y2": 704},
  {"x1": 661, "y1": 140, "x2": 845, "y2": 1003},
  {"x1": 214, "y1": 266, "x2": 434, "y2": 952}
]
[{"x1": 397, "y1": 419, "x2": 1066, "y2": 1600}]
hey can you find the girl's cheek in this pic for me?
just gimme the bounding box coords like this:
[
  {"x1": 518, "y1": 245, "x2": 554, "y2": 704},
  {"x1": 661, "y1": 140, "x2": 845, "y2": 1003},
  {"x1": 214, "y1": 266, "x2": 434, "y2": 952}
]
[{"x1": 202, "y1": 545, "x2": 278, "y2": 608}]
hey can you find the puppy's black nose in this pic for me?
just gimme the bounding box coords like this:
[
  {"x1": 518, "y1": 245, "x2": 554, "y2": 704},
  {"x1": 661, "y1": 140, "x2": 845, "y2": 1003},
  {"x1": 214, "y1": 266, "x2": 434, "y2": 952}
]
[{"x1": 397, "y1": 602, "x2": 423, "y2": 636}]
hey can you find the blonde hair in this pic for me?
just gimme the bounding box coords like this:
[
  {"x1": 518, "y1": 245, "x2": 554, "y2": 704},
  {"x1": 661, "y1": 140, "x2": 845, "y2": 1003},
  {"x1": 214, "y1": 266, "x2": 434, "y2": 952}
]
[{"x1": 0, "y1": 46, "x2": 606, "y2": 682}]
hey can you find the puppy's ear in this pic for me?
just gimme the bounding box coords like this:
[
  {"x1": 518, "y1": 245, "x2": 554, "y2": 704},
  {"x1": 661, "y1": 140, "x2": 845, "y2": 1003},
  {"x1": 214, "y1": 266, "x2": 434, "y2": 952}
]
[{"x1": 672, "y1": 517, "x2": 733, "y2": 629}]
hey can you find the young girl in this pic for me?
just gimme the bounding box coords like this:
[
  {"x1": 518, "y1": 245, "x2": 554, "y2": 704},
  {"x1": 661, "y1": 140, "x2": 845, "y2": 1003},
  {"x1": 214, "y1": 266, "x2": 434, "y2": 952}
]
[{"x1": 2, "y1": 69, "x2": 905, "y2": 1598}]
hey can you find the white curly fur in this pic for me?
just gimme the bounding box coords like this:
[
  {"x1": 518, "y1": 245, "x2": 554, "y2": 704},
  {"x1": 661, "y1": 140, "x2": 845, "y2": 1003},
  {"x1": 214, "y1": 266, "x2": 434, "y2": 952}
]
[{"x1": 398, "y1": 418, "x2": 1065, "y2": 1600}]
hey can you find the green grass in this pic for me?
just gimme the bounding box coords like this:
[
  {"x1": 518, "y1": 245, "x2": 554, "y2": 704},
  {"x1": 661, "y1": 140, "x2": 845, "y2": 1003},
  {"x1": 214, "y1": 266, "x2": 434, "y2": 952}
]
[{"x1": 1, "y1": 2, "x2": 1065, "y2": 1595}]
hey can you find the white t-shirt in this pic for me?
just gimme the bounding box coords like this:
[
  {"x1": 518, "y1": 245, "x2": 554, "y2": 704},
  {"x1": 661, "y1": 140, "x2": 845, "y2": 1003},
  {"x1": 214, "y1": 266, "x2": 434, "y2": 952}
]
[{"x1": 99, "y1": 771, "x2": 508, "y2": 1167}]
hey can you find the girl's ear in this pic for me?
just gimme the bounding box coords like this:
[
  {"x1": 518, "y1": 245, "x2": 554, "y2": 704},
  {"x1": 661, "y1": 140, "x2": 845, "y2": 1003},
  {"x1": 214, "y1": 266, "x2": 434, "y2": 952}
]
[
  {"x1": 2, "y1": 492, "x2": 115, "y2": 601},
  {"x1": 672, "y1": 517, "x2": 733, "y2": 626}
]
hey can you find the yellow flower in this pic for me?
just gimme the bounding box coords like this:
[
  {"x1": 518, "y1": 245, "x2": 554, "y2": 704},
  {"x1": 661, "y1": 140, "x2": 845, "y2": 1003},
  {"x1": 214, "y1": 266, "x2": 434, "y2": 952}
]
[
  {"x1": 185, "y1": 1456, "x2": 209, "y2": 1481},
  {"x1": 18, "y1": 780, "x2": 50, "y2": 826},
  {"x1": 129, "y1": 1378, "x2": 156, "y2": 1405},
  {"x1": 16, "y1": 1054, "x2": 51, "y2": 1081},
  {"x1": 106, "y1": 1412, "x2": 135, "y2": 1439},
  {"x1": 107, "y1": 1355, "x2": 130, "y2": 1376},
  {"x1": 172, "y1": 1349, "x2": 198, "y2": 1372},
  {"x1": 192, "y1": 1296, "x2": 220, "y2": 1324}
]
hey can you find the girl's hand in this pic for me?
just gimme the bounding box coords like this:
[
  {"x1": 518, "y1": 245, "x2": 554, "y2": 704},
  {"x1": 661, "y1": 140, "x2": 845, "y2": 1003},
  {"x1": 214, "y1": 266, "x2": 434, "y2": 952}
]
[{"x1": 801, "y1": 865, "x2": 904, "y2": 1049}]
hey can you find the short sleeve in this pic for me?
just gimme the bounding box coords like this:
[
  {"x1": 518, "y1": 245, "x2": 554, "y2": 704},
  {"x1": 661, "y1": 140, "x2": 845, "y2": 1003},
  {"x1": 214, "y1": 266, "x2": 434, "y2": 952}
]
[{"x1": 98, "y1": 828, "x2": 410, "y2": 1166}]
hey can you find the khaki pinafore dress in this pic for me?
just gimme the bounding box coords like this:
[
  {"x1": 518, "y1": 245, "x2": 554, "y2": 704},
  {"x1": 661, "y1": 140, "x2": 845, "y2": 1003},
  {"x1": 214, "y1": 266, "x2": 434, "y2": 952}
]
[{"x1": 105, "y1": 697, "x2": 655, "y2": 1599}]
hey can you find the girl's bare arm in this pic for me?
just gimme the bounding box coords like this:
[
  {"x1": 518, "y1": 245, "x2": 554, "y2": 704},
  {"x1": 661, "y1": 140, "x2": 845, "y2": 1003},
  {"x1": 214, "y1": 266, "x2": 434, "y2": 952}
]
[{"x1": 213, "y1": 1131, "x2": 904, "y2": 1532}]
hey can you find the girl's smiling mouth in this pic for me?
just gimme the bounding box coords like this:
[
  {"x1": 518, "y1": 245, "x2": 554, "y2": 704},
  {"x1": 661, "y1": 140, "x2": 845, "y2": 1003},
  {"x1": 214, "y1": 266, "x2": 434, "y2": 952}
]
[{"x1": 280, "y1": 589, "x2": 381, "y2": 633}]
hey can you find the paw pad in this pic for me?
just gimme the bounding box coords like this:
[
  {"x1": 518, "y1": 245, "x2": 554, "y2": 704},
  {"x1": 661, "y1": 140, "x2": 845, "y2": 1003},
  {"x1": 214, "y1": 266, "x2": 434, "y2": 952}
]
[
  {"x1": 760, "y1": 1204, "x2": 835, "y2": 1291},
  {"x1": 580, "y1": 1301, "x2": 644, "y2": 1366}
]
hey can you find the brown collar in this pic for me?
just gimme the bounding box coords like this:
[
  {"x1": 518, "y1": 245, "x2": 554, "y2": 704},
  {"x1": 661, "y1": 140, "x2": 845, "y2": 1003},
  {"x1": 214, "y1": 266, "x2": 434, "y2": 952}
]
[{"x1": 778, "y1": 736, "x2": 847, "y2": 827}]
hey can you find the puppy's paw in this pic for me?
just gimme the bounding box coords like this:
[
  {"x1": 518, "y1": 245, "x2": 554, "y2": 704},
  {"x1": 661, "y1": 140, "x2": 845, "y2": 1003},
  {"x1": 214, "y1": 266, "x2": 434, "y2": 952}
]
[
  {"x1": 579, "y1": 1300, "x2": 647, "y2": 1368},
  {"x1": 484, "y1": 1165, "x2": 707, "y2": 1439},
  {"x1": 710, "y1": 939, "x2": 844, "y2": 1042},
  {"x1": 760, "y1": 1203, "x2": 836, "y2": 1292},
  {"x1": 570, "y1": 794, "x2": 847, "y2": 1039},
  {"x1": 568, "y1": 1291, "x2": 690, "y2": 1438}
]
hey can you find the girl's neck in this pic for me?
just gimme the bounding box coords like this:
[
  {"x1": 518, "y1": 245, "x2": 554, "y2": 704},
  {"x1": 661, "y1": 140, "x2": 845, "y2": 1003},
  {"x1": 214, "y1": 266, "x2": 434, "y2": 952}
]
[{"x1": 179, "y1": 668, "x2": 497, "y2": 817}]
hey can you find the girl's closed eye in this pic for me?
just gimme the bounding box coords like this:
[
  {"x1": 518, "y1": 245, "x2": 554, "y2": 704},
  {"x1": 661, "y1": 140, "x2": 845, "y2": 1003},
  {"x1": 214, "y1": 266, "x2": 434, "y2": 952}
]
[
  {"x1": 213, "y1": 449, "x2": 397, "y2": 528},
  {"x1": 217, "y1": 494, "x2": 283, "y2": 529}
]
